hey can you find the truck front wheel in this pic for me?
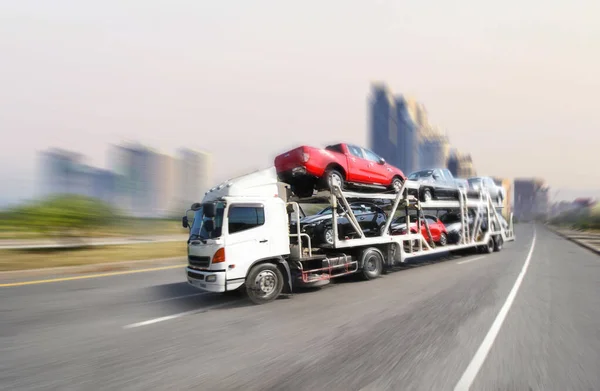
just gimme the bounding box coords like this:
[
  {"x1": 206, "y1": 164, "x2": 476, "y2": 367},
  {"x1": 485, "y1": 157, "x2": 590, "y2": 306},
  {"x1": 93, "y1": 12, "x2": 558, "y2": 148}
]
[{"x1": 245, "y1": 263, "x2": 284, "y2": 305}]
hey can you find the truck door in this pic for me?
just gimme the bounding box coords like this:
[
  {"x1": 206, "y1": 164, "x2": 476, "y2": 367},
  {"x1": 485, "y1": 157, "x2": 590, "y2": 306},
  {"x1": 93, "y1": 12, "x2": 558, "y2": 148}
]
[
  {"x1": 361, "y1": 148, "x2": 389, "y2": 184},
  {"x1": 223, "y1": 203, "x2": 272, "y2": 283},
  {"x1": 345, "y1": 144, "x2": 371, "y2": 183}
]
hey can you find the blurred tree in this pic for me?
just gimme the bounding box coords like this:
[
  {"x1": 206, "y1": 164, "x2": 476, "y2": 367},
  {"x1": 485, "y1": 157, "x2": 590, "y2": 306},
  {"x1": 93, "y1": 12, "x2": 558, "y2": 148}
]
[{"x1": 9, "y1": 194, "x2": 117, "y2": 239}]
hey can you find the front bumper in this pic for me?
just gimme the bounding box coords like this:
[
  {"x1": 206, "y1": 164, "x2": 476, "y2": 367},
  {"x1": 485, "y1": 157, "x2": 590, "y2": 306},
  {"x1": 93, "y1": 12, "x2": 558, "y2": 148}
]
[{"x1": 186, "y1": 268, "x2": 226, "y2": 293}]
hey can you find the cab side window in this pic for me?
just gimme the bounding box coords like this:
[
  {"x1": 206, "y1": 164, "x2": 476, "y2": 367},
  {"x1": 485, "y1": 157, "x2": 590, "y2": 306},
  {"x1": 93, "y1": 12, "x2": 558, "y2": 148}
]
[
  {"x1": 362, "y1": 148, "x2": 382, "y2": 163},
  {"x1": 347, "y1": 145, "x2": 364, "y2": 159},
  {"x1": 228, "y1": 206, "x2": 265, "y2": 234}
]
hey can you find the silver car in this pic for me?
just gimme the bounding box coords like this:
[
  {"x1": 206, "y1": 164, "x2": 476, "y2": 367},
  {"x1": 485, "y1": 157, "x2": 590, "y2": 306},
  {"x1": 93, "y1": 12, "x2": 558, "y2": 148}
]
[{"x1": 467, "y1": 176, "x2": 505, "y2": 204}]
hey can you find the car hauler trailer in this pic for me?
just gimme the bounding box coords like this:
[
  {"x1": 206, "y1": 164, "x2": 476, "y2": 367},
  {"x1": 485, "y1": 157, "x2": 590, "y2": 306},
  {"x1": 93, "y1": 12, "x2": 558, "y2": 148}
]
[{"x1": 183, "y1": 167, "x2": 515, "y2": 305}]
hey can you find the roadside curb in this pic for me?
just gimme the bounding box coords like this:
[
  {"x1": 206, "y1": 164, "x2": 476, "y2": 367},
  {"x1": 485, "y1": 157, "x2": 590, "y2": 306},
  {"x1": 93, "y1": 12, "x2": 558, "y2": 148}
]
[
  {"x1": 0, "y1": 256, "x2": 187, "y2": 276},
  {"x1": 546, "y1": 225, "x2": 600, "y2": 255}
]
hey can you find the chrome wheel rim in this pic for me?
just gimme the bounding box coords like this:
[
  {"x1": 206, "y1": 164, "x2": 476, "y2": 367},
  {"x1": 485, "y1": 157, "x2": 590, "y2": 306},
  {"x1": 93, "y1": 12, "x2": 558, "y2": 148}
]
[
  {"x1": 365, "y1": 255, "x2": 378, "y2": 272},
  {"x1": 393, "y1": 180, "x2": 402, "y2": 192},
  {"x1": 324, "y1": 228, "x2": 334, "y2": 244},
  {"x1": 424, "y1": 191, "x2": 432, "y2": 202},
  {"x1": 254, "y1": 270, "x2": 277, "y2": 296},
  {"x1": 328, "y1": 173, "x2": 343, "y2": 189}
]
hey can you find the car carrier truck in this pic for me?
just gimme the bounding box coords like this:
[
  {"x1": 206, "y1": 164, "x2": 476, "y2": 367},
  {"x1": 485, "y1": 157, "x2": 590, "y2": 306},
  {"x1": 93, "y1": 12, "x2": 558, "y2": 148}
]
[{"x1": 182, "y1": 167, "x2": 515, "y2": 304}]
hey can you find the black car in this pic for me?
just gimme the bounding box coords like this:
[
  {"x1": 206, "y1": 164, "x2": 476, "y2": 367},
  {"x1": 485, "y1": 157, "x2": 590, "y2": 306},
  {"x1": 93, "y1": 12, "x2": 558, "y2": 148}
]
[
  {"x1": 290, "y1": 202, "x2": 388, "y2": 246},
  {"x1": 439, "y1": 210, "x2": 476, "y2": 244}
]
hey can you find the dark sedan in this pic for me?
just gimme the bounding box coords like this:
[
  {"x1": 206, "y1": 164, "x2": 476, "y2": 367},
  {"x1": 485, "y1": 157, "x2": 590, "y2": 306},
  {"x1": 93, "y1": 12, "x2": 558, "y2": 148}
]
[{"x1": 290, "y1": 202, "x2": 388, "y2": 246}]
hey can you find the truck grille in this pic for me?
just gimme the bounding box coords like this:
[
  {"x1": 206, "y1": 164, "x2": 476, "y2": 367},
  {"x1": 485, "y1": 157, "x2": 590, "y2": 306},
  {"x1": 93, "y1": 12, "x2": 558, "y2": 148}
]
[
  {"x1": 187, "y1": 270, "x2": 205, "y2": 280},
  {"x1": 188, "y1": 255, "x2": 210, "y2": 268}
]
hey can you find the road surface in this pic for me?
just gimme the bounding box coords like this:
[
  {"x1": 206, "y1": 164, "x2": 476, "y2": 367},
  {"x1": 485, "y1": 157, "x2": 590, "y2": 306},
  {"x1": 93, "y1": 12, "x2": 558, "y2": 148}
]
[{"x1": 1, "y1": 224, "x2": 599, "y2": 390}]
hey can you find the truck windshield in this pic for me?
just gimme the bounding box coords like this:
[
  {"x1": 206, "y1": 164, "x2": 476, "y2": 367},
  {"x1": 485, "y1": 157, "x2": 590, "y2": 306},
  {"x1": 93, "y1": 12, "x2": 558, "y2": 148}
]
[{"x1": 190, "y1": 203, "x2": 225, "y2": 240}]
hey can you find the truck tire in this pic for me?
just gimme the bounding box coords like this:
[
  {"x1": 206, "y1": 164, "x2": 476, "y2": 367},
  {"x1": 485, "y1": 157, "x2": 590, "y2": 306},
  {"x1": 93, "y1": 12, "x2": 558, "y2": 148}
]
[
  {"x1": 493, "y1": 235, "x2": 503, "y2": 252},
  {"x1": 245, "y1": 263, "x2": 284, "y2": 305},
  {"x1": 360, "y1": 247, "x2": 384, "y2": 280},
  {"x1": 483, "y1": 237, "x2": 494, "y2": 253}
]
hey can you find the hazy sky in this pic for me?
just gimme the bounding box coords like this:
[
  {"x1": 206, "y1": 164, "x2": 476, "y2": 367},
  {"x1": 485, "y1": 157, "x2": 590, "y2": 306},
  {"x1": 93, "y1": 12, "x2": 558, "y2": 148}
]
[{"x1": 1, "y1": 0, "x2": 599, "y2": 203}]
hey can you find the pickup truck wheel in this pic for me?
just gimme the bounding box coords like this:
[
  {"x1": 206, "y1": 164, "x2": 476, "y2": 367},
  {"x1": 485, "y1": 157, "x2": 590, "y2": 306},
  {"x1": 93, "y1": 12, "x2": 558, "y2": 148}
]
[
  {"x1": 360, "y1": 248, "x2": 384, "y2": 280},
  {"x1": 325, "y1": 169, "x2": 345, "y2": 191},
  {"x1": 292, "y1": 185, "x2": 314, "y2": 198},
  {"x1": 245, "y1": 263, "x2": 283, "y2": 305},
  {"x1": 421, "y1": 188, "x2": 433, "y2": 202}
]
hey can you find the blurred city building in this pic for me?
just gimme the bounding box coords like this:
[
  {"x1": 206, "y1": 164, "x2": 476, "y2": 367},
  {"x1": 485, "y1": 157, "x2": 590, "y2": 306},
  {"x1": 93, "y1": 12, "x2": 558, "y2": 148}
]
[
  {"x1": 38, "y1": 149, "x2": 116, "y2": 205},
  {"x1": 175, "y1": 148, "x2": 212, "y2": 211},
  {"x1": 514, "y1": 178, "x2": 549, "y2": 221},
  {"x1": 491, "y1": 177, "x2": 513, "y2": 217},
  {"x1": 37, "y1": 144, "x2": 212, "y2": 218},
  {"x1": 418, "y1": 133, "x2": 450, "y2": 170},
  {"x1": 447, "y1": 150, "x2": 477, "y2": 178},
  {"x1": 369, "y1": 82, "x2": 474, "y2": 176}
]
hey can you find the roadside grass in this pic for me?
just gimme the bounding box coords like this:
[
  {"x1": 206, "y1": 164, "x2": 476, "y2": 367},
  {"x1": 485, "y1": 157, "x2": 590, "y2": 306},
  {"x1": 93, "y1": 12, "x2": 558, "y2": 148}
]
[
  {"x1": 0, "y1": 219, "x2": 187, "y2": 240},
  {"x1": 0, "y1": 241, "x2": 187, "y2": 272}
]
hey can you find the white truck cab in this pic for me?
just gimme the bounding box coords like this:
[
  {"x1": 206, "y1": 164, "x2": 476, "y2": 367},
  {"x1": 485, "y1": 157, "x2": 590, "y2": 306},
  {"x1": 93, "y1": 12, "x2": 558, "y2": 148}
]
[{"x1": 183, "y1": 167, "x2": 293, "y2": 303}]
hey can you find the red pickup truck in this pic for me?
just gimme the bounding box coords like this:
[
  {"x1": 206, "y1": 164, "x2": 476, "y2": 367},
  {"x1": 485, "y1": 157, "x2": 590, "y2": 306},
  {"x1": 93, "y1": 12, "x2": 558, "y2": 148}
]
[{"x1": 274, "y1": 143, "x2": 406, "y2": 198}]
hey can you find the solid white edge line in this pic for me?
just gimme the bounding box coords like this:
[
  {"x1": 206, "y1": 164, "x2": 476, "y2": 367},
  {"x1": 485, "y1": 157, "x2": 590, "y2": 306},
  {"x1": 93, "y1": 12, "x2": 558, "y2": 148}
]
[
  {"x1": 454, "y1": 227, "x2": 537, "y2": 391},
  {"x1": 457, "y1": 256, "x2": 486, "y2": 265},
  {"x1": 122, "y1": 301, "x2": 234, "y2": 329}
]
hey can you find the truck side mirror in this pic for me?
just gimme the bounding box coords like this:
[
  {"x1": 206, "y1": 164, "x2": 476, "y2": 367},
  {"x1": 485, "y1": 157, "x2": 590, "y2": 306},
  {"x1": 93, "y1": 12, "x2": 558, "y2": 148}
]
[
  {"x1": 182, "y1": 216, "x2": 189, "y2": 228},
  {"x1": 204, "y1": 219, "x2": 215, "y2": 232},
  {"x1": 203, "y1": 202, "x2": 216, "y2": 218}
]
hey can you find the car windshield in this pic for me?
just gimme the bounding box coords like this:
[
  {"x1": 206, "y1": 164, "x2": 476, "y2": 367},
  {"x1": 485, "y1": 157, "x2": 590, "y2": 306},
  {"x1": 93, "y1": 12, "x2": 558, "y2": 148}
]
[
  {"x1": 439, "y1": 213, "x2": 461, "y2": 224},
  {"x1": 189, "y1": 202, "x2": 225, "y2": 240},
  {"x1": 468, "y1": 178, "x2": 482, "y2": 185},
  {"x1": 393, "y1": 215, "x2": 418, "y2": 224},
  {"x1": 317, "y1": 205, "x2": 345, "y2": 215},
  {"x1": 408, "y1": 170, "x2": 433, "y2": 180}
]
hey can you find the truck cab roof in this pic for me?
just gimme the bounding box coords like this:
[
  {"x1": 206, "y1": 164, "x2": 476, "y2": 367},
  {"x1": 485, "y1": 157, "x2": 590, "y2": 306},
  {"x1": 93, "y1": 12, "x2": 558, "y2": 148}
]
[{"x1": 202, "y1": 166, "x2": 289, "y2": 203}]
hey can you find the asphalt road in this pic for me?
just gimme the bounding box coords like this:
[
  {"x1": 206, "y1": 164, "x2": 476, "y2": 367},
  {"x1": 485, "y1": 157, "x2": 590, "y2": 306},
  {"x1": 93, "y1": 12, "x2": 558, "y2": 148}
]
[{"x1": 1, "y1": 224, "x2": 599, "y2": 390}]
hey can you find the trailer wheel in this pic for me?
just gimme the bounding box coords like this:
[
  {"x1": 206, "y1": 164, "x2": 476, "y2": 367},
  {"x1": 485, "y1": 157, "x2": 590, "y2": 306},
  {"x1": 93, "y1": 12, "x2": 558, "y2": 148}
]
[
  {"x1": 360, "y1": 248, "x2": 384, "y2": 280},
  {"x1": 483, "y1": 237, "x2": 494, "y2": 253},
  {"x1": 493, "y1": 235, "x2": 503, "y2": 252},
  {"x1": 245, "y1": 263, "x2": 284, "y2": 305}
]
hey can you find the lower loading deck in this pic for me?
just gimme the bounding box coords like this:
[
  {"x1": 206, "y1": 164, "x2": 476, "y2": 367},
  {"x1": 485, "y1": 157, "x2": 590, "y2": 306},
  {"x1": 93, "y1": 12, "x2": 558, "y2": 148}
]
[{"x1": 289, "y1": 227, "x2": 513, "y2": 285}]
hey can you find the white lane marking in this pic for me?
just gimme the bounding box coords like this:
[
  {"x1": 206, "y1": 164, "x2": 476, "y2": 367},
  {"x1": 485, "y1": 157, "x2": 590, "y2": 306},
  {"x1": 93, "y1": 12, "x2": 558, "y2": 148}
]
[
  {"x1": 144, "y1": 292, "x2": 208, "y2": 304},
  {"x1": 454, "y1": 228, "x2": 537, "y2": 391},
  {"x1": 123, "y1": 301, "x2": 234, "y2": 329},
  {"x1": 457, "y1": 256, "x2": 486, "y2": 265}
]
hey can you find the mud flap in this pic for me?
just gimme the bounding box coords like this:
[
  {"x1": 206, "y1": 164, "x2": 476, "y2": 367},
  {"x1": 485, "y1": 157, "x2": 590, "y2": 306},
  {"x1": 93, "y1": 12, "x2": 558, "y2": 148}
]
[{"x1": 278, "y1": 258, "x2": 293, "y2": 294}]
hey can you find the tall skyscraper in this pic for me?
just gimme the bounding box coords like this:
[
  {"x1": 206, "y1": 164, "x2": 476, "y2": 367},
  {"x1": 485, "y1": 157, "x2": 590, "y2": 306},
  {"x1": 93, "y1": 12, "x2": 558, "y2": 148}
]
[
  {"x1": 418, "y1": 134, "x2": 450, "y2": 170},
  {"x1": 175, "y1": 148, "x2": 212, "y2": 211},
  {"x1": 514, "y1": 178, "x2": 548, "y2": 221},
  {"x1": 369, "y1": 83, "x2": 401, "y2": 169},
  {"x1": 37, "y1": 148, "x2": 115, "y2": 205},
  {"x1": 369, "y1": 83, "x2": 420, "y2": 174}
]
